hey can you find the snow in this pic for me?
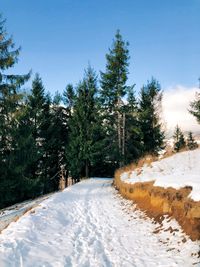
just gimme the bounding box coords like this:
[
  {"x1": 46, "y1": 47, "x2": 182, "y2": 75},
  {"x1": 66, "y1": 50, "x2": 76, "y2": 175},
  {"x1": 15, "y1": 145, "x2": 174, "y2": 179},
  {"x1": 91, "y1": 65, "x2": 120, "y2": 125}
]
[
  {"x1": 0, "y1": 194, "x2": 52, "y2": 232},
  {"x1": 121, "y1": 149, "x2": 200, "y2": 201},
  {"x1": 0, "y1": 178, "x2": 199, "y2": 266}
]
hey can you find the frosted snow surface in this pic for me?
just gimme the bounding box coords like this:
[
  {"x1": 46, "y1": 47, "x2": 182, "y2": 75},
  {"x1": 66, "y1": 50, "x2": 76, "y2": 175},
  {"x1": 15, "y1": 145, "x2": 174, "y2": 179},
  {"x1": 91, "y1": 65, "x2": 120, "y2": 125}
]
[
  {"x1": 0, "y1": 178, "x2": 199, "y2": 266},
  {"x1": 121, "y1": 149, "x2": 200, "y2": 201}
]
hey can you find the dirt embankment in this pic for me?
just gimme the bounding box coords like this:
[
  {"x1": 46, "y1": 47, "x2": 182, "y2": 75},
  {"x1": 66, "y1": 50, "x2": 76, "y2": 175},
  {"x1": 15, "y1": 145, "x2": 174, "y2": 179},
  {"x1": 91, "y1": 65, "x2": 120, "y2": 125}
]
[{"x1": 114, "y1": 168, "x2": 200, "y2": 241}]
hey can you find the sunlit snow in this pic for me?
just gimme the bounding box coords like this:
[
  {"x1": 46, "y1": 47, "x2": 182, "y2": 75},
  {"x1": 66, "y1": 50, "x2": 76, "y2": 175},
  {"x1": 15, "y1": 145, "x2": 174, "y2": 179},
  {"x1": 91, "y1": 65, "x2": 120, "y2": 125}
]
[
  {"x1": 121, "y1": 149, "x2": 200, "y2": 201},
  {"x1": 0, "y1": 179, "x2": 199, "y2": 266}
]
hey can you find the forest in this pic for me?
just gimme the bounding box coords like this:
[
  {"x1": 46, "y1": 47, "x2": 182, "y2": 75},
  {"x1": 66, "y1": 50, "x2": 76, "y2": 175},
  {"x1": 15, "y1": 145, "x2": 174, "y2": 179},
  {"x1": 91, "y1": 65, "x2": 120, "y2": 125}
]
[{"x1": 0, "y1": 14, "x2": 199, "y2": 209}]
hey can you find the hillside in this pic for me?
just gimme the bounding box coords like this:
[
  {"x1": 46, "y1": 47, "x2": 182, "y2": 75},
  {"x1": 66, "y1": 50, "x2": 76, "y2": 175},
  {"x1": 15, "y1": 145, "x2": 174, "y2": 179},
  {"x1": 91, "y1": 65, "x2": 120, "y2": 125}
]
[
  {"x1": 121, "y1": 149, "x2": 200, "y2": 201},
  {"x1": 115, "y1": 149, "x2": 200, "y2": 241}
]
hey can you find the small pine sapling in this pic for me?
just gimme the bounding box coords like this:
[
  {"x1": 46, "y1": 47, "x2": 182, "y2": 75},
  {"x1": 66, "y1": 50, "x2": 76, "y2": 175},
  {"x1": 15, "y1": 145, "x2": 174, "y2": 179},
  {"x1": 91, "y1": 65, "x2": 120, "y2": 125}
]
[
  {"x1": 173, "y1": 125, "x2": 186, "y2": 152},
  {"x1": 187, "y1": 131, "x2": 198, "y2": 150}
]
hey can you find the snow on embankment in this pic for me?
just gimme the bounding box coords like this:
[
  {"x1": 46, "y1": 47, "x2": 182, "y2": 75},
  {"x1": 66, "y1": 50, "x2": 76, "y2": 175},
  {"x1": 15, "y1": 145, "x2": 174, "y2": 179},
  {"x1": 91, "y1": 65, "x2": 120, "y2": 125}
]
[
  {"x1": 121, "y1": 149, "x2": 200, "y2": 201},
  {"x1": 114, "y1": 149, "x2": 200, "y2": 240}
]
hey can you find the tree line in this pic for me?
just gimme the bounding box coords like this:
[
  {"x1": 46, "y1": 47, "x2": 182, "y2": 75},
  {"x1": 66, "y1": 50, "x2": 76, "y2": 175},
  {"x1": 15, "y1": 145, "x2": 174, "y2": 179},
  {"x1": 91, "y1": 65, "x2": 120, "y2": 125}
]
[{"x1": 0, "y1": 15, "x2": 199, "y2": 208}]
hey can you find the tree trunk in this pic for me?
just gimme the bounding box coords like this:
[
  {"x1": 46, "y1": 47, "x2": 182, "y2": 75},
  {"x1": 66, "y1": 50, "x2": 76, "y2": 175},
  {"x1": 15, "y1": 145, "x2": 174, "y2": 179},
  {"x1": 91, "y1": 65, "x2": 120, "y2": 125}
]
[
  {"x1": 122, "y1": 112, "x2": 125, "y2": 166},
  {"x1": 85, "y1": 161, "x2": 89, "y2": 179},
  {"x1": 117, "y1": 98, "x2": 122, "y2": 167}
]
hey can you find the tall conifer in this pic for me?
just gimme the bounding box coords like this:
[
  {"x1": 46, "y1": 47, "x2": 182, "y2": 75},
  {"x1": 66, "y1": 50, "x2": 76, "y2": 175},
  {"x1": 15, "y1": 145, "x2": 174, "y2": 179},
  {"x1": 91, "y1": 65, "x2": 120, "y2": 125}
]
[
  {"x1": 138, "y1": 78, "x2": 164, "y2": 155},
  {"x1": 28, "y1": 74, "x2": 47, "y2": 182},
  {"x1": 67, "y1": 67, "x2": 105, "y2": 179},
  {"x1": 100, "y1": 30, "x2": 130, "y2": 167},
  {"x1": 124, "y1": 86, "x2": 143, "y2": 164},
  {"x1": 0, "y1": 15, "x2": 30, "y2": 207},
  {"x1": 44, "y1": 95, "x2": 68, "y2": 192}
]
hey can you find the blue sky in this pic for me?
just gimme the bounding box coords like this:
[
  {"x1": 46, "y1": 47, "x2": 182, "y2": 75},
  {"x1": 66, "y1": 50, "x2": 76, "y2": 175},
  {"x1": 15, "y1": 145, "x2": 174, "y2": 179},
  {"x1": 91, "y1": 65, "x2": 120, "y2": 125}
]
[{"x1": 1, "y1": 0, "x2": 200, "y2": 95}]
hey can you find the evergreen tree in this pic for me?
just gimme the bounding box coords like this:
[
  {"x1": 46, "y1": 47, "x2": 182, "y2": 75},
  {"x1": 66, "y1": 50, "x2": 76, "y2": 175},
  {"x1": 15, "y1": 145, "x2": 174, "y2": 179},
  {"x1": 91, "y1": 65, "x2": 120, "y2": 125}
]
[
  {"x1": 28, "y1": 75, "x2": 68, "y2": 193},
  {"x1": 100, "y1": 30, "x2": 130, "y2": 167},
  {"x1": 67, "y1": 66, "x2": 105, "y2": 180},
  {"x1": 43, "y1": 95, "x2": 68, "y2": 192},
  {"x1": 63, "y1": 84, "x2": 75, "y2": 112},
  {"x1": 187, "y1": 131, "x2": 198, "y2": 150},
  {"x1": 138, "y1": 78, "x2": 165, "y2": 155},
  {"x1": 29, "y1": 74, "x2": 46, "y2": 140},
  {"x1": 124, "y1": 86, "x2": 143, "y2": 164},
  {"x1": 173, "y1": 125, "x2": 186, "y2": 152},
  {"x1": 27, "y1": 76, "x2": 69, "y2": 193},
  {"x1": 53, "y1": 90, "x2": 62, "y2": 105},
  {"x1": 39, "y1": 93, "x2": 53, "y2": 192},
  {"x1": 0, "y1": 15, "x2": 30, "y2": 207},
  {"x1": 9, "y1": 99, "x2": 41, "y2": 201},
  {"x1": 189, "y1": 92, "x2": 200, "y2": 123},
  {"x1": 28, "y1": 74, "x2": 47, "y2": 183}
]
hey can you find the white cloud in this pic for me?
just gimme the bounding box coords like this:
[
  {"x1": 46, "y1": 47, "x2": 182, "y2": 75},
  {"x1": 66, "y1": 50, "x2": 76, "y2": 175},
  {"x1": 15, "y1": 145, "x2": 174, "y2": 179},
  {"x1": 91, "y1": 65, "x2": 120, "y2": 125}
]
[{"x1": 162, "y1": 85, "x2": 200, "y2": 135}]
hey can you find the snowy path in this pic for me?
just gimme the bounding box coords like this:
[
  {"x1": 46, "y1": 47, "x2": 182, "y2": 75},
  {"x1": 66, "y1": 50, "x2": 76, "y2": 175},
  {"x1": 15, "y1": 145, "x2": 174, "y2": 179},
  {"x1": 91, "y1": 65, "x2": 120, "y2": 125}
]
[{"x1": 0, "y1": 178, "x2": 199, "y2": 267}]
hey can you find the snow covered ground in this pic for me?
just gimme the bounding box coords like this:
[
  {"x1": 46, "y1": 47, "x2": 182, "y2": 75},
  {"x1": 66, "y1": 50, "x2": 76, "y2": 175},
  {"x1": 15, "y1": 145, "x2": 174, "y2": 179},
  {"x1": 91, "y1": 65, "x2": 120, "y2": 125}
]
[
  {"x1": 0, "y1": 178, "x2": 199, "y2": 267},
  {"x1": 0, "y1": 194, "x2": 52, "y2": 232},
  {"x1": 121, "y1": 149, "x2": 200, "y2": 201}
]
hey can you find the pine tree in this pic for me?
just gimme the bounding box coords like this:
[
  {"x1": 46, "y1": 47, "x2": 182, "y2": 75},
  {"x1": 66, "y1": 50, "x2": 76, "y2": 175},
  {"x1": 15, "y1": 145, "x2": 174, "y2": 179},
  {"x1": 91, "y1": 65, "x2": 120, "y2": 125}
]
[
  {"x1": 187, "y1": 131, "x2": 198, "y2": 150},
  {"x1": 63, "y1": 84, "x2": 75, "y2": 112},
  {"x1": 29, "y1": 74, "x2": 46, "y2": 140},
  {"x1": 0, "y1": 15, "x2": 30, "y2": 207},
  {"x1": 138, "y1": 78, "x2": 165, "y2": 155},
  {"x1": 100, "y1": 30, "x2": 130, "y2": 167},
  {"x1": 53, "y1": 91, "x2": 62, "y2": 105},
  {"x1": 43, "y1": 94, "x2": 68, "y2": 192},
  {"x1": 189, "y1": 92, "x2": 200, "y2": 123},
  {"x1": 39, "y1": 93, "x2": 53, "y2": 192},
  {"x1": 28, "y1": 75, "x2": 68, "y2": 193},
  {"x1": 124, "y1": 86, "x2": 143, "y2": 164},
  {"x1": 27, "y1": 76, "x2": 69, "y2": 193},
  {"x1": 173, "y1": 125, "x2": 186, "y2": 152},
  {"x1": 9, "y1": 99, "x2": 41, "y2": 201},
  {"x1": 27, "y1": 74, "x2": 49, "y2": 193},
  {"x1": 67, "y1": 66, "x2": 105, "y2": 180}
]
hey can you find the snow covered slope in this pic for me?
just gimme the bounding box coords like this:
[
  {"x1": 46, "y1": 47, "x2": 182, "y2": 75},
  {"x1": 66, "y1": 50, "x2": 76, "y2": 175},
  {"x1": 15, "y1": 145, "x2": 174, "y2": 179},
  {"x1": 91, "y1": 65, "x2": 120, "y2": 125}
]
[
  {"x1": 0, "y1": 179, "x2": 199, "y2": 267},
  {"x1": 121, "y1": 149, "x2": 200, "y2": 201}
]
